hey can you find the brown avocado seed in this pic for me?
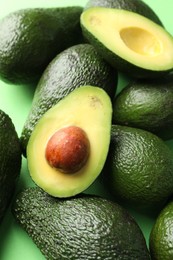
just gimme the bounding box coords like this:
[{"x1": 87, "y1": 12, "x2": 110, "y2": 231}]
[{"x1": 45, "y1": 126, "x2": 90, "y2": 173}]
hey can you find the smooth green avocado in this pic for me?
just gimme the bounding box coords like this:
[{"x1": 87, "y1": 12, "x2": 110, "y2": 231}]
[
  {"x1": 84, "y1": 0, "x2": 163, "y2": 26},
  {"x1": 12, "y1": 186, "x2": 150, "y2": 260},
  {"x1": 27, "y1": 86, "x2": 112, "y2": 198},
  {"x1": 113, "y1": 79, "x2": 173, "y2": 140},
  {"x1": 0, "y1": 7, "x2": 83, "y2": 84},
  {"x1": 104, "y1": 124, "x2": 173, "y2": 210},
  {"x1": 80, "y1": 7, "x2": 173, "y2": 78},
  {"x1": 149, "y1": 199, "x2": 173, "y2": 260},
  {"x1": 0, "y1": 110, "x2": 21, "y2": 222},
  {"x1": 20, "y1": 43, "x2": 117, "y2": 156}
]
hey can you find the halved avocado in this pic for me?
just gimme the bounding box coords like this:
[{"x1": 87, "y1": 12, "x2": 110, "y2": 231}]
[
  {"x1": 80, "y1": 7, "x2": 173, "y2": 78},
  {"x1": 27, "y1": 86, "x2": 112, "y2": 198},
  {"x1": 84, "y1": 0, "x2": 163, "y2": 26}
]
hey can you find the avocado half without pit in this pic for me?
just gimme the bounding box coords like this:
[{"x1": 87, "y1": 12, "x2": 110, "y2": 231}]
[
  {"x1": 80, "y1": 7, "x2": 173, "y2": 78},
  {"x1": 26, "y1": 86, "x2": 112, "y2": 198}
]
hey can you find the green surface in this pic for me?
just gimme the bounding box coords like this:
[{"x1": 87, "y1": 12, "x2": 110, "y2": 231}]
[
  {"x1": 0, "y1": 0, "x2": 173, "y2": 259},
  {"x1": 0, "y1": 6, "x2": 83, "y2": 84},
  {"x1": 13, "y1": 188, "x2": 150, "y2": 260}
]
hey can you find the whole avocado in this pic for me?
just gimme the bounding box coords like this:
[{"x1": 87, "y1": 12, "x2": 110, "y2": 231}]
[
  {"x1": 0, "y1": 110, "x2": 21, "y2": 222},
  {"x1": 149, "y1": 200, "x2": 173, "y2": 260},
  {"x1": 113, "y1": 79, "x2": 173, "y2": 140},
  {"x1": 0, "y1": 7, "x2": 83, "y2": 84},
  {"x1": 20, "y1": 43, "x2": 118, "y2": 156},
  {"x1": 104, "y1": 124, "x2": 173, "y2": 210},
  {"x1": 12, "y1": 187, "x2": 150, "y2": 260}
]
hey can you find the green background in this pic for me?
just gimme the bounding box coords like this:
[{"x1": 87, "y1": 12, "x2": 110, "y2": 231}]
[{"x1": 0, "y1": 0, "x2": 173, "y2": 259}]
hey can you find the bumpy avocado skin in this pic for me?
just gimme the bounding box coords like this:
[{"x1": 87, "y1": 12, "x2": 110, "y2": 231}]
[
  {"x1": 20, "y1": 43, "x2": 118, "y2": 156},
  {"x1": 12, "y1": 187, "x2": 150, "y2": 260},
  {"x1": 0, "y1": 7, "x2": 84, "y2": 84},
  {"x1": 113, "y1": 79, "x2": 173, "y2": 140},
  {"x1": 84, "y1": 0, "x2": 163, "y2": 26},
  {"x1": 0, "y1": 110, "x2": 21, "y2": 222},
  {"x1": 105, "y1": 125, "x2": 173, "y2": 209}
]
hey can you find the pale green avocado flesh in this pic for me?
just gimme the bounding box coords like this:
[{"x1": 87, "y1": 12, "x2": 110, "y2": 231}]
[
  {"x1": 27, "y1": 86, "x2": 112, "y2": 198},
  {"x1": 80, "y1": 7, "x2": 173, "y2": 77}
]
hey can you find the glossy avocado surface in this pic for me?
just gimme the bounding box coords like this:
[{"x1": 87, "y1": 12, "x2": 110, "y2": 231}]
[
  {"x1": 1, "y1": 1, "x2": 173, "y2": 259},
  {"x1": 12, "y1": 187, "x2": 150, "y2": 260},
  {"x1": 0, "y1": 110, "x2": 21, "y2": 222},
  {"x1": 0, "y1": 7, "x2": 83, "y2": 84},
  {"x1": 113, "y1": 79, "x2": 173, "y2": 140}
]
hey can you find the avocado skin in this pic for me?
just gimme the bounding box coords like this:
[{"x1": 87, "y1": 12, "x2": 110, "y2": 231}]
[
  {"x1": 105, "y1": 125, "x2": 173, "y2": 209},
  {"x1": 12, "y1": 187, "x2": 150, "y2": 260},
  {"x1": 0, "y1": 110, "x2": 21, "y2": 222},
  {"x1": 149, "y1": 200, "x2": 173, "y2": 259},
  {"x1": 113, "y1": 79, "x2": 173, "y2": 140},
  {"x1": 20, "y1": 43, "x2": 117, "y2": 156},
  {"x1": 84, "y1": 0, "x2": 163, "y2": 26},
  {"x1": 0, "y1": 7, "x2": 84, "y2": 84}
]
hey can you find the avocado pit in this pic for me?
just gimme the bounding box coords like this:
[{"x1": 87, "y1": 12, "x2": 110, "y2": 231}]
[{"x1": 45, "y1": 125, "x2": 90, "y2": 173}]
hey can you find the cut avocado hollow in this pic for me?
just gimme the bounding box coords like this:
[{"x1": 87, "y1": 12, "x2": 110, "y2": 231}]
[
  {"x1": 80, "y1": 7, "x2": 173, "y2": 78},
  {"x1": 27, "y1": 86, "x2": 112, "y2": 198}
]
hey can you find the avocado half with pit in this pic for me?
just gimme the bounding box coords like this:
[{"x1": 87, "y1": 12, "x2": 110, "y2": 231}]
[
  {"x1": 80, "y1": 7, "x2": 173, "y2": 78},
  {"x1": 27, "y1": 86, "x2": 112, "y2": 198}
]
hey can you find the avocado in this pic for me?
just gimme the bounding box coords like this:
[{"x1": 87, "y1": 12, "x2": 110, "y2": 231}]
[
  {"x1": 104, "y1": 125, "x2": 173, "y2": 210},
  {"x1": 149, "y1": 199, "x2": 173, "y2": 260},
  {"x1": 84, "y1": 0, "x2": 163, "y2": 26},
  {"x1": 0, "y1": 7, "x2": 83, "y2": 84},
  {"x1": 20, "y1": 43, "x2": 117, "y2": 156},
  {"x1": 113, "y1": 79, "x2": 173, "y2": 140},
  {"x1": 12, "y1": 186, "x2": 150, "y2": 260},
  {"x1": 27, "y1": 86, "x2": 112, "y2": 198},
  {"x1": 0, "y1": 110, "x2": 21, "y2": 222},
  {"x1": 80, "y1": 7, "x2": 173, "y2": 79}
]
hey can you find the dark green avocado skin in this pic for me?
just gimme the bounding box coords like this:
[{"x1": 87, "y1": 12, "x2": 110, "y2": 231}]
[
  {"x1": 104, "y1": 124, "x2": 173, "y2": 210},
  {"x1": 0, "y1": 7, "x2": 84, "y2": 84},
  {"x1": 12, "y1": 187, "x2": 150, "y2": 260},
  {"x1": 113, "y1": 79, "x2": 173, "y2": 140},
  {"x1": 20, "y1": 43, "x2": 117, "y2": 156},
  {"x1": 0, "y1": 110, "x2": 21, "y2": 222},
  {"x1": 84, "y1": 0, "x2": 163, "y2": 26}
]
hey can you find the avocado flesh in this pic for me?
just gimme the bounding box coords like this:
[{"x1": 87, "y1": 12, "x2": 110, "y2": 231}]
[
  {"x1": 0, "y1": 7, "x2": 83, "y2": 84},
  {"x1": 84, "y1": 0, "x2": 163, "y2": 26},
  {"x1": 0, "y1": 110, "x2": 21, "y2": 222},
  {"x1": 12, "y1": 187, "x2": 150, "y2": 260},
  {"x1": 20, "y1": 43, "x2": 117, "y2": 156},
  {"x1": 27, "y1": 86, "x2": 112, "y2": 198},
  {"x1": 113, "y1": 79, "x2": 173, "y2": 140},
  {"x1": 80, "y1": 7, "x2": 173, "y2": 78}
]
